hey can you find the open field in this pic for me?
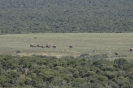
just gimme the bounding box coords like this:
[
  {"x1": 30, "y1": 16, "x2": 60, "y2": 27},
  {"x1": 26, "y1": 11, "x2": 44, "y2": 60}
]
[{"x1": 0, "y1": 33, "x2": 133, "y2": 59}]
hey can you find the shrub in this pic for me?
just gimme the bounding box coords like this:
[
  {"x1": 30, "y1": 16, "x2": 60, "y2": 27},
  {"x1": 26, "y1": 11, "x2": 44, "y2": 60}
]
[{"x1": 16, "y1": 50, "x2": 21, "y2": 54}]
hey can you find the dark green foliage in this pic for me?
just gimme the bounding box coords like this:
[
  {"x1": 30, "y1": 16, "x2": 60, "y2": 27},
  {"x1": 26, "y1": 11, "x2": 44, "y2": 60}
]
[
  {"x1": 16, "y1": 50, "x2": 21, "y2": 54},
  {"x1": 114, "y1": 58, "x2": 128, "y2": 68},
  {"x1": 0, "y1": 0, "x2": 133, "y2": 34},
  {"x1": 0, "y1": 54, "x2": 133, "y2": 88}
]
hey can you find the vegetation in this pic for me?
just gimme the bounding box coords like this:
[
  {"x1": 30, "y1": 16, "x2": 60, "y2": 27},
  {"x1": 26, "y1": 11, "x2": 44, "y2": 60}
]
[
  {"x1": 0, "y1": 33, "x2": 133, "y2": 59},
  {"x1": 0, "y1": 33, "x2": 133, "y2": 60},
  {"x1": 0, "y1": 54, "x2": 133, "y2": 88},
  {"x1": 0, "y1": 0, "x2": 133, "y2": 87},
  {"x1": 0, "y1": 0, "x2": 133, "y2": 34}
]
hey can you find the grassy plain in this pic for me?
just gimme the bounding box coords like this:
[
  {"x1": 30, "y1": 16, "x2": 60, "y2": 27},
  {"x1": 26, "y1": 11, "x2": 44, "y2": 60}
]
[{"x1": 0, "y1": 33, "x2": 133, "y2": 59}]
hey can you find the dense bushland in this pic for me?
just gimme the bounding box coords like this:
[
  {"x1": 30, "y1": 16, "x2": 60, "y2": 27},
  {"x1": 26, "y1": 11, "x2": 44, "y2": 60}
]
[
  {"x1": 0, "y1": 0, "x2": 133, "y2": 34},
  {"x1": 0, "y1": 54, "x2": 133, "y2": 88}
]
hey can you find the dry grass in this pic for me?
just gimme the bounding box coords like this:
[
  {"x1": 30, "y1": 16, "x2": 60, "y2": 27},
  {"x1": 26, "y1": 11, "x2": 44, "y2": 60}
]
[{"x1": 0, "y1": 33, "x2": 133, "y2": 59}]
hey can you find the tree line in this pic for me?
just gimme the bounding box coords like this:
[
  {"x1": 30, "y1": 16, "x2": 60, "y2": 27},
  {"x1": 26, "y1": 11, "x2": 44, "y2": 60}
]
[
  {"x1": 0, "y1": 0, "x2": 133, "y2": 34},
  {"x1": 0, "y1": 54, "x2": 133, "y2": 88}
]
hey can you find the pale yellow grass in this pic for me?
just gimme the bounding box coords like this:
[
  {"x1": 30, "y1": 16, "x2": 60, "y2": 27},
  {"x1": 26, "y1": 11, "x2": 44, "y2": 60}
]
[{"x1": 0, "y1": 33, "x2": 133, "y2": 59}]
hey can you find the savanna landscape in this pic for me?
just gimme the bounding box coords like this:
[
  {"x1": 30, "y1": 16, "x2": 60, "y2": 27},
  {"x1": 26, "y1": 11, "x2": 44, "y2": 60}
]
[
  {"x1": 0, "y1": 33, "x2": 133, "y2": 59},
  {"x1": 0, "y1": 33, "x2": 133, "y2": 88},
  {"x1": 0, "y1": 0, "x2": 133, "y2": 88}
]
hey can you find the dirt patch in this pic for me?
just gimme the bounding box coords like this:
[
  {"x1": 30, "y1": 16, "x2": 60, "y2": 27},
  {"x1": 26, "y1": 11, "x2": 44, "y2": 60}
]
[{"x1": 12, "y1": 52, "x2": 81, "y2": 58}]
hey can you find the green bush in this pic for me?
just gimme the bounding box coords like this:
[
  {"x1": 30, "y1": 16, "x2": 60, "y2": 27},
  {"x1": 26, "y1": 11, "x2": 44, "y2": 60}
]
[{"x1": 0, "y1": 55, "x2": 133, "y2": 87}]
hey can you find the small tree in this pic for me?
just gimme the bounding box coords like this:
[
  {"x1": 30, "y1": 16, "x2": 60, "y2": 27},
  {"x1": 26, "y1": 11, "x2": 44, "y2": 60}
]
[
  {"x1": 114, "y1": 58, "x2": 128, "y2": 68},
  {"x1": 16, "y1": 50, "x2": 21, "y2": 54}
]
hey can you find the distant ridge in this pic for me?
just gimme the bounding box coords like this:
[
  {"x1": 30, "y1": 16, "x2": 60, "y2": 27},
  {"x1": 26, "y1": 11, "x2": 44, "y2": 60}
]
[{"x1": 0, "y1": 0, "x2": 133, "y2": 34}]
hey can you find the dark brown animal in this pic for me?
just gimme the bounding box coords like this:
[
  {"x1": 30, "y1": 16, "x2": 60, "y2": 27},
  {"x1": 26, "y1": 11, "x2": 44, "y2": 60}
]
[
  {"x1": 46, "y1": 44, "x2": 51, "y2": 48},
  {"x1": 69, "y1": 45, "x2": 73, "y2": 48},
  {"x1": 30, "y1": 44, "x2": 37, "y2": 47},
  {"x1": 37, "y1": 45, "x2": 44, "y2": 48},
  {"x1": 41, "y1": 46, "x2": 45, "y2": 48},
  {"x1": 130, "y1": 49, "x2": 133, "y2": 52},
  {"x1": 115, "y1": 52, "x2": 118, "y2": 55},
  {"x1": 52, "y1": 46, "x2": 56, "y2": 48},
  {"x1": 37, "y1": 45, "x2": 42, "y2": 47}
]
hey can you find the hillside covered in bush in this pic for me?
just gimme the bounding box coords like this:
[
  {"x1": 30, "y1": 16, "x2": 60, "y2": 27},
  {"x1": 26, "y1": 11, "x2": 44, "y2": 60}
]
[
  {"x1": 0, "y1": 54, "x2": 133, "y2": 88},
  {"x1": 0, "y1": 0, "x2": 133, "y2": 34}
]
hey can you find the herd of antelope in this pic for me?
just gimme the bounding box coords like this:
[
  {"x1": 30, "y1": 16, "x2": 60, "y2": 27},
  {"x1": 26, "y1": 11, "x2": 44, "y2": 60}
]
[
  {"x1": 30, "y1": 44, "x2": 73, "y2": 48},
  {"x1": 29, "y1": 44, "x2": 133, "y2": 56},
  {"x1": 114, "y1": 48, "x2": 133, "y2": 56}
]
